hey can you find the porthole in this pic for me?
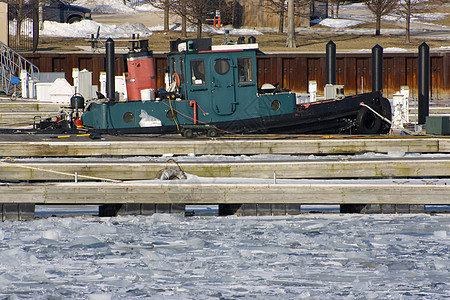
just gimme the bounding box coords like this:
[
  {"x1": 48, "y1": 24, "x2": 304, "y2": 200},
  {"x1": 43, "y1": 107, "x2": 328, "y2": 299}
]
[
  {"x1": 166, "y1": 110, "x2": 177, "y2": 121},
  {"x1": 214, "y1": 59, "x2": 230, "y2": 75},
  {"x1": 271, "y1": 100, "x2": 281, "y2": 111},
  {"x1": 123, "y1": 112, "x2": 134, "y2": 123}
]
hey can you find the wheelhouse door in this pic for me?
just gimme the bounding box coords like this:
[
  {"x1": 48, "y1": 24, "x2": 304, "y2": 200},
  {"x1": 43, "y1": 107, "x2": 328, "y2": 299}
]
[{"x1": 210, "y1": 55, "x2": 236, "y2": 115}]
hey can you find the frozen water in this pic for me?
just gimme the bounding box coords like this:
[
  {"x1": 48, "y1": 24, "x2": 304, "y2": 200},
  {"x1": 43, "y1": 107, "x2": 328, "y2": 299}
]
[
  {"x1": 42, "y1": 230, "x2": 60, "y2": 240},
  {"x1": 0, "y1": 214, "x2": 448, "y2": 299},
  {"x1": 434, "y1": 230, "x2": 447, "y2": 239}
]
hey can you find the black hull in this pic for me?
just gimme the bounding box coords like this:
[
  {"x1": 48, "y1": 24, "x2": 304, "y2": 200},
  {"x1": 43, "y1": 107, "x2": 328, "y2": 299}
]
[
  {"x1": 0, "y1": 92, "x2": 390, "y2": 136},
  {"x1": 92, "y1": 92, "x2": 389, "y2": 136}
]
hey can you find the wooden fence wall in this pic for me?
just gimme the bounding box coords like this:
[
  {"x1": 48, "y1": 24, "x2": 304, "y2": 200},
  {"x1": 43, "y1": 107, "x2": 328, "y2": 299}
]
[{"x1": 22, "y1": 51, "x2": 450, "y2": 101}]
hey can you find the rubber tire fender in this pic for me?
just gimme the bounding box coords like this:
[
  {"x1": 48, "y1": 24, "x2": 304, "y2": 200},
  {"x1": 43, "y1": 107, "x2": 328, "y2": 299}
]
[
  {"x1": 356, "y1": 105, "x2": 382, "y2": 134},
  {"x1": 379, "y1": 97, "x2": 392, "y2": 134}
]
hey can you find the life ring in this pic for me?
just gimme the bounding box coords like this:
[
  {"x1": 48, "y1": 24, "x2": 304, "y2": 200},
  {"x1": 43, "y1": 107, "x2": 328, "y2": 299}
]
[
  {"x1": 356, "y1": 105, "x2": 382, "y2": 134},
  {"x1": 172, "y1": 72, "x2": 181, "y2": 86}
]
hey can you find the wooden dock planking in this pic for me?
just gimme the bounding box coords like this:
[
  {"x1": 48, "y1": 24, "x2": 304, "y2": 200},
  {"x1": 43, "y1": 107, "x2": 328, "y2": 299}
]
[
  {"x1": 0, "y1": 101, "x2": 63, "y2": 111},
  {"x1": 0, "y1": 183, "x2": 449, "y2": 205},
  {"x1": 0, "y1": 112, "x2": 60, "y2": 127},
  {"x1": 2, "y1": 159, "x2": 450, "y2": 180},
  {"x1": 0, "y1": 137, "x2": 448, "y2": 157}
]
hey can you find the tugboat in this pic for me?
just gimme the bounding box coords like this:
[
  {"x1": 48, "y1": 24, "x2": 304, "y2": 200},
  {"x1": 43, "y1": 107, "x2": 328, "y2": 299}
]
[{"x1": 81, "y1": 38, "x2": 391, "y2": 136}]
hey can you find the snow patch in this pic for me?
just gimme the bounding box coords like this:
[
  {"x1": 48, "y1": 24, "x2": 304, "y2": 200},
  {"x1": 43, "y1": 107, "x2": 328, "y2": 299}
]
[
  {"x1": 312, "y1": 18, "x2": 363, "y2": 28},
  {"x1": 40, "y1": 19, "x2": 152, "y2": 38}
]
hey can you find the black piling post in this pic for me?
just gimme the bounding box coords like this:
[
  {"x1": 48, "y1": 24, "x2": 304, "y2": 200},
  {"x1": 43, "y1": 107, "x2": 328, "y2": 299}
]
[
  {"x1": 372, "y1": 44, "x2": 383, "y2": 93},
  {"x1": 418, "y1": 42, "x2": 430, "y2": 125},
  {"x1": 326, "y1": 41, "x2": 336, "y2": 85},
  {"x1": 106, "y1": 38, "x2": 115, "y2": 102}
]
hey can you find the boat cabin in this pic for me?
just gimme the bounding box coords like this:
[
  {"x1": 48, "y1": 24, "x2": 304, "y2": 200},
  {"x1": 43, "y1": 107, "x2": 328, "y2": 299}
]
[{"x1": 81, "y1": 38, "x2": 389, "y2": 135}]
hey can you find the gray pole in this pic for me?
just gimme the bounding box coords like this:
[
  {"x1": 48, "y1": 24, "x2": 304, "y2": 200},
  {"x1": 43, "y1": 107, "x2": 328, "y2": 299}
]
[
  {"x1": 326, "y1": 41, "x2": 336, "y2": 85},
  {"x1": 372, "y1": 44, "x2": 383, "y2": 93},
  {"x1": 106, "y1": 38, "x2": 115, "y2": 102},
  {"x1": 418, "y1": 42, "x2": 430, "y2": 125}
]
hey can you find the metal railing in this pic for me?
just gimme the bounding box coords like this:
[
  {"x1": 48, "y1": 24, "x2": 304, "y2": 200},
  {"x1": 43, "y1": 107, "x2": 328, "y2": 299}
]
[{"x1": 0, "y1": 40, "x2": 39, "y2": 96}]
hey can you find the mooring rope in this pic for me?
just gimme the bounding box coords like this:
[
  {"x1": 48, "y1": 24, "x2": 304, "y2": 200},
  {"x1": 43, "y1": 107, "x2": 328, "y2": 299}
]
[
  {"x1": 161, "y1": 101, "x2": 239, "y2": 136},
  {"x1": 360, "y1": 103, "x2": 419, "y2": 136},
  {"x1": 0, "y1": 159, "x2": 123, "y2": 183}
]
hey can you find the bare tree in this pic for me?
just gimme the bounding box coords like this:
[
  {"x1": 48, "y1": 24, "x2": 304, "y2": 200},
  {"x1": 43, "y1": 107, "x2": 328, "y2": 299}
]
[
  {"x1": 294, "y1": 0, "x2": 311, "y2": 27},
  {"x1": 146, "y1": 0, "x2": 171, "y2": 32},
  {"x1": 329, "y1": 0, "x2": 345, "y2": 18},
  {"x1": 147, "y1": 0, "x2": 214, "y2": 38},
  {"x1": 365, "y1": 0, "x2": 397, "y2": 35},
  {"x1": 265, "y1": 0, "x2": 286, "y2": 33},
  {"x1": 171, "y1": 0, "x2": 215, "y2": 38},
  {"x1": 7, "y1": 0, "x2": 39, "y2": 46},
  {"x1": 266, "y1": 0, "x2": 310, "y2": 35},
  {"x1": 395, "y1": 0, "x2": 443, "y2": 43},
  {"x1": 329, "y1": 0, "x2": 335, "y2": 18}
]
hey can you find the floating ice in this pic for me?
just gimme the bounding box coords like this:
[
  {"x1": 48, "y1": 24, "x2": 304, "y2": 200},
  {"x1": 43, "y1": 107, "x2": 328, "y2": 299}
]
[
  {"x1": 79, "y1": 223, "x2": 117, "y2": 235},
  {"x1": 0, "y1": 214, "x2": 449, "y2": 298},
  {"x1": 433, "y1": 230, "x2": 447, "y2": 239},
  {"x1": 388, "y1": 150, "x2": 406, "y2": 157},
  {"x1": 68, "y1": 236, "x2": 106, "y2": 248},
  {"x1": 88, "y1": 294, "x2": 112, "y2": 300},
  {"x1": 42, "y1": 230, "x2": 60, "y2": 240},
  {"x1": 186, "y1": 237, "x2": 205, "y2": 249},
  {"x1": 0, "y1": 249, "x2": 38, "y2": 268}
]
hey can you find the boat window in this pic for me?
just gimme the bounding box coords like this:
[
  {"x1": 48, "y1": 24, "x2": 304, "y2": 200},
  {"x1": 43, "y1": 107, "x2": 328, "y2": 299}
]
[
  {"x1": 237, "y1": 57, "x2": 253, "y2": 83},
  {"x1": 191, "y1": 59, "x2": 206, "y2": 85},
  {"x1": 214, "y1": 59, "x2": 230, "y2": 75}
]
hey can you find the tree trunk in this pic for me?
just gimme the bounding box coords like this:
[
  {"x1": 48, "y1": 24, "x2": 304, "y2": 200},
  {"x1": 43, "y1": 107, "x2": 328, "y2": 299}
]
[
  {"x1": 405, "y1": 0, "x2": 411, "y2": 43},
  {"x1": 336, "y1": 1, "x2": 340, "y2": 18},
  {"x1": 286, "y1": 0, "x2": 295, "y2": 47},
  {"x1": 39, "y1": 0, "x2": 44, "y2": 30},
  {"x1": 330, "y1": 1, "x2": 334, "y2": 18},
  {"x1": 182, "y1": 0, "x2": 187, "y2": 37},
  {"x1": 278, "y1": 10, "x2": 284, "y2": 33},
  {"x1": 375, "y1": 15, "x2": 381, "y2": 35},
  {"x1": 17, "y1": 0, "x2": 23, "y2": 46},
  {"x1": 196, "y1": 19, "x2": 202, "y2": 39},
  {"x1": 164, "y1": 0, "x2": 169, "y2": 32},
  {"x1": 405, "y1": 12, "x2": 410, "y2": 43}
]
